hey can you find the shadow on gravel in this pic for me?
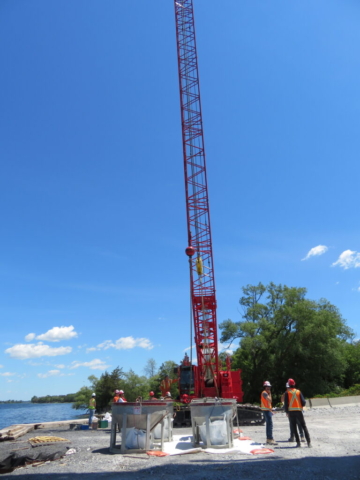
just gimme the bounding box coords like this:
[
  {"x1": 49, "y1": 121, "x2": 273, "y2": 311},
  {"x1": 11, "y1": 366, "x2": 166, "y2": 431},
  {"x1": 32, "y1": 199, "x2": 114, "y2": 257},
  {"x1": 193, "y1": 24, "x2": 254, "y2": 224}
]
[
  {"x1": 91, "y1": 447, "x2": 113, "y2": 455},
  {"x1": 1, "y1": 455, "x2": 360, "y2": 479}
]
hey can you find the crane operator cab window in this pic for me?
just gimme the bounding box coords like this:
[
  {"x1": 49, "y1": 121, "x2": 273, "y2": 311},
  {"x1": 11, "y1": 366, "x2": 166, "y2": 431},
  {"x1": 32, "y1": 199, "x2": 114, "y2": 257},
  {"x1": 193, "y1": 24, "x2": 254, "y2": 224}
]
[{"x1": 179, "y1": 365, "x2": 194, "y2": 394}]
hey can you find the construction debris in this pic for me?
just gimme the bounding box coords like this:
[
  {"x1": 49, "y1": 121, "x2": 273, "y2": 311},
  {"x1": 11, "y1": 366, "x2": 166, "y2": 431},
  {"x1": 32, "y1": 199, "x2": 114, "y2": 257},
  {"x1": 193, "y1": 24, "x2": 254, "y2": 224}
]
[{"x1": 0, "y1": 419, "x2": 87, "y2": 442}]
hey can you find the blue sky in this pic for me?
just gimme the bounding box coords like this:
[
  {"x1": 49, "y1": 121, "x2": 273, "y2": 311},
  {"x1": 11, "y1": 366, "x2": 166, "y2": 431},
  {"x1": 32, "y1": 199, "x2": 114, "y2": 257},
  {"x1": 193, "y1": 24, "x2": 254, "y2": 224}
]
[{"x1": 1, "y1": 0, "x2": 360, "y2": 401}]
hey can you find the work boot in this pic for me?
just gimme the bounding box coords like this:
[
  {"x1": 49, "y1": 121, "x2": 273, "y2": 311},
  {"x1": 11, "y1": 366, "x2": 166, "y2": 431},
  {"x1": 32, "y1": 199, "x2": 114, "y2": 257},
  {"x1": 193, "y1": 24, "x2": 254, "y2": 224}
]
[
  {"x1": 266, "y1": 439, "x2": 278, "y2": 445},
  {"x1": 288, "y1": 436, "x2": 295, "y2": 442},
  {"x1": 295, "y1": 442, "x2": 301, "y2": 448},
  {"x1": 307, "y1": 442, "x2": 312, "y2": 448},
  {"x1": 300, "y1": 436, "x2": 305, "y2": 442}
]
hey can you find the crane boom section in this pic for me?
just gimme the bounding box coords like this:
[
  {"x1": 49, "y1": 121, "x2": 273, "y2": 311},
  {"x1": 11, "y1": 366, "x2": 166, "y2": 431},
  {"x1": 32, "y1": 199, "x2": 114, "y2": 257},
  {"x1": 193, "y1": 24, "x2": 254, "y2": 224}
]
[{"x1": 174, "y1": 0, "x2": 219, "y2": 395}]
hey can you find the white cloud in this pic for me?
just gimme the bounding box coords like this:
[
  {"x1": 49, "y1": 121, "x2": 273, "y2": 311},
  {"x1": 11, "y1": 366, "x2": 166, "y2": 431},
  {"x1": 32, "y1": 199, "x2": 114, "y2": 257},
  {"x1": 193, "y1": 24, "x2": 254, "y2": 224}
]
[
  {"x1": 97, "y1": 340, "x2": 114, "y2": 350},
  {"x1": 70, "y1": 359, "x2": 110, "y2": 370},
  {"x1": 183, "y1": 344, "x2": 195, "y2": 352},
  {"x1": 37, "y1": 369, "x2": 61, "y2": 379},
  {"x1": 302, "y1": 245, "x2": 328, "y2": 261},
  {"x1": 218, "y1": 342, "x2": 235, "y2": 355},
  {"x1": 87, "y1": 336, "x2": 153, "y2": 353},
  {"x1": 5, "y1": 343, "x2": 72, "y2": 359},
  {"x1": 114, "y1": 337, "x2": 153, "y2": 350},
  {"x1": 0, "y1": 372, "x2": 16, "y2": 377},
  {"x1": 36, "y1": 326, "x2": 78, "y2": 342},
  {"x1": 332, "y1": 250, "x2": 360, "y2": 269},
  {"x1": 25, "y1": 333, "x2": 36, "y2": 342},
  {"x1": 0, "y1": 365, "x2": 3, "y2": 368},
  {"x1": 55, "y1": 364, "x2": 66, "y2": 369}
]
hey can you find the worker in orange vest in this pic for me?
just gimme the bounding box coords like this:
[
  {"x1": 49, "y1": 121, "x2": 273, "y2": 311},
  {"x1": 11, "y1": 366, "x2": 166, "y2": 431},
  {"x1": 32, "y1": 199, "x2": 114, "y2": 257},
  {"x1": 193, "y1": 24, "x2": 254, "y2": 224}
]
[
  {"x1": 117, "y1": 390, "x2": 127, "y2": 403},
  {"x1": 284, "y1": 378, "x2": 311, "y2": 448},
  {"x1": 160, "y1": 375, "x2": 177, "y2": 397},
  {"x1": 113, "y1": 390, "x2": 120, "y2": 403},
  {"x1": 260, "y1": 381, "x2": 277, "y2": 445},
  {"x1": 281, "y1": 382, "x2": 305, "y2": 442}
]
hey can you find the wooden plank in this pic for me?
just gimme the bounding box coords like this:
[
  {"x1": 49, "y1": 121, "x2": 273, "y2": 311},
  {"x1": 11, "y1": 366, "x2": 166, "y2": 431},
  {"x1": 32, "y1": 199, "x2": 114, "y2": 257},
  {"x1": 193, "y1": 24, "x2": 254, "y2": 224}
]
[
  {"x1": 18, "y1": 419, "x2": 87, "y2": 428},
  {"x1": 0, "y1": 419, "x2": 87, "y2": 441},
  {"x1": 12, "y1": 426, "x2": 35, "y2": 439},
  {"x1": 0, "y1": 419, "x2": 87, "y2": 433}
]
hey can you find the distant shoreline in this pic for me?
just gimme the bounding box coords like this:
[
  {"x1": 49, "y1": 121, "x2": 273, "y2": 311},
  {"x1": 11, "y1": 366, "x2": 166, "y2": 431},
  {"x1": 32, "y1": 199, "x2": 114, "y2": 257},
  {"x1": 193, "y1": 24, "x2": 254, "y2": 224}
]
[
  {"x1": 0, "y1": 401, "x2": 27, "y2": 404},
  {"x1": 0, "y1": 401, "x2": 74, "y2": 404}
]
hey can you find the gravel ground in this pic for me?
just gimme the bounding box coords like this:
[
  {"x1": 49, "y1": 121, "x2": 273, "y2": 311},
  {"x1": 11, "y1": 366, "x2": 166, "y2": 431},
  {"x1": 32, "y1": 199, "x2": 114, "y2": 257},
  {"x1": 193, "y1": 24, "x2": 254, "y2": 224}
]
[{"x1": 1, "y1": 406, "x2": 360, "y2": 479}]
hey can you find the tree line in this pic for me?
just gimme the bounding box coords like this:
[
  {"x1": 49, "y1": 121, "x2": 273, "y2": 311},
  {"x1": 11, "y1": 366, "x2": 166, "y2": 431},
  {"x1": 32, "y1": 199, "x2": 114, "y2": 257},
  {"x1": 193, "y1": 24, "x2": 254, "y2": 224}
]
[
  {"x1": 220, "y1": 282, "x2": 360, "y2": 403},
  {"x1": 72, "y1": 361, "x2": 179, "y2": 412},
  {"x1": 0, "y1": 400, "x2": 24, "y2": 404},
  {"x1": 31, "y1": 394, "x2": 76, "y2": 403}
]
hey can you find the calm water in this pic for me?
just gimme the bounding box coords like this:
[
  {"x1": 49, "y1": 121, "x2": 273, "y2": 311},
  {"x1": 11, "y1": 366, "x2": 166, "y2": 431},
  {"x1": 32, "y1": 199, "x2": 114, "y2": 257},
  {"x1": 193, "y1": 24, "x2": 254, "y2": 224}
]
[{"x1": 0, "y1": 403, "x2": 87, "y2": 430}]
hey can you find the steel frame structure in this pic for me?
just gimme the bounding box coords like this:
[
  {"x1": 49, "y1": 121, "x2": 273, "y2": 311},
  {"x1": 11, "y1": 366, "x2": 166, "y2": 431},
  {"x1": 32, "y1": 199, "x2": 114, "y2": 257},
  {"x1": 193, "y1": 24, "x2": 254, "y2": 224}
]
[{"x1": 174, "y1": 0, "x2": 219, "y2": 396}]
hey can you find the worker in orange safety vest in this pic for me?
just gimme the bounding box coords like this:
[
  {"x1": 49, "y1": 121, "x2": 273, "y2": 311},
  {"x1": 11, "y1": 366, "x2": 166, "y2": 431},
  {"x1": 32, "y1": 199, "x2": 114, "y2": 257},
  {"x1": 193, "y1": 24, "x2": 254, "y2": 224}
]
[
  {"x1": 284, "y1": 378, "x2": 311, "y2": 448},
  {"x1": 281, "y1": 382, "x2": 305, "y2": 442},
  {"x1": 117, "y1": 390, "x2": 127, "y2": 403},
  {"x1": 260, "y1": 381, "x2": 278, "y2": 445},
  {"x1": 113, "y1": 390, "x2": 120, "y2": 403}
]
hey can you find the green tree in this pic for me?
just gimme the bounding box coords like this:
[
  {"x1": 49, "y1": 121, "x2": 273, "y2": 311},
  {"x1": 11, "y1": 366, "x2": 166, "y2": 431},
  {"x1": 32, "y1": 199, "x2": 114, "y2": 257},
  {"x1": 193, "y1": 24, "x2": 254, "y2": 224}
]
[
  {"x1": 72, "y1": 386, "x2": 94, "y2": 410},
  {"x1": 220, "y1": 282, "x2": 352, "y2": 402},
  {"x1": 143, "y1": 358, "x2": 157, "y2": 378},
  {"x1": 121, "y1": 370, "x2": 150, "y2": 401},
  {"x1": 343, "y1": 340, "x2": 360, "y2": 388},
  {"x1": 158, "y1": 360, "x2": 177, "y2": 379},
  {"x1": 158, "y1": 360, "x2": 179, "y2": 398},
  {"x1": 219, "y1": 352, "x2": 229, "y2": 370},
  {"x1": 73, "y1": 375, "x2": 98, "y2": 410},
  {"x1": 95, "y1": 367, "x2": 124, "y2": 411}
]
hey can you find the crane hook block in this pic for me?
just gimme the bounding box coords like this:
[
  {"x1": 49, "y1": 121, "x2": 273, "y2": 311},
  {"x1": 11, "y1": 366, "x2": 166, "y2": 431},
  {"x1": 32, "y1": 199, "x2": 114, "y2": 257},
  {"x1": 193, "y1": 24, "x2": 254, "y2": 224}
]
[
  {"x1": 196, "y1": 256, "x2": 203, "y2": 275},
  {"x1": 185, "y1": 246, "x2": 196, "y2": 257}
]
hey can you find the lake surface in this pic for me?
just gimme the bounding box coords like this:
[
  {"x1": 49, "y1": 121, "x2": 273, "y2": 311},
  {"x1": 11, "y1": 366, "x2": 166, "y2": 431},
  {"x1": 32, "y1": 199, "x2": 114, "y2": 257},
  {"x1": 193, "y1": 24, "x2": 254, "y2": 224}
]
[{"x1": 0, "y1": 402, "x2": 87, "y2": 430}]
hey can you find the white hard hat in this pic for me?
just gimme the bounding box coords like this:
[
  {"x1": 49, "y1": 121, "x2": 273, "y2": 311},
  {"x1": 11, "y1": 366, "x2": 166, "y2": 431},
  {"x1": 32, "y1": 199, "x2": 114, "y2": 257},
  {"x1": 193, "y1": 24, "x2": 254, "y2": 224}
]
[
  {"x1": 263, "y1": 381, "x2": 271, "y2": 387},
  {"x1": 119, "y1": 390, "x2": 124, "y2": 394},
  {"x1": 286, "y1": 382, "x2": 289, "y2": 388},
  {"x1": 92, "y1": 393, "x2": 96, "y2": 396},
  {"x1": 166, "y1": 391, "x2": 171, "y2": 396}
]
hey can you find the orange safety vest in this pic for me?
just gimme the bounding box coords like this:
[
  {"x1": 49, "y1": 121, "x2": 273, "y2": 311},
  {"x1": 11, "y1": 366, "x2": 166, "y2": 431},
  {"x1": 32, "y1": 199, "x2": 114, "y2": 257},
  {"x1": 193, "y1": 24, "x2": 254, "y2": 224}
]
[
  {"x1": 113, "y1": 395, "x2": 119, "y2": 403},
  {"x1": 287, "y1": 389, "x2": 303, "y2": 411},
  {"x1": 260, "y1": 390, "x2": 272, "y2": 411}
]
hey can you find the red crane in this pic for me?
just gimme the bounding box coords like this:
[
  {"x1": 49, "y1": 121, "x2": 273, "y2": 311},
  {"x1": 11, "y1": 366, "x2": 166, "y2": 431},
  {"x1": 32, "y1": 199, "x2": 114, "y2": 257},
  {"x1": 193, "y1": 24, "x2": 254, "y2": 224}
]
[{"x1": 174, "y1": 0, "x2": 243, "y2": 402}]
